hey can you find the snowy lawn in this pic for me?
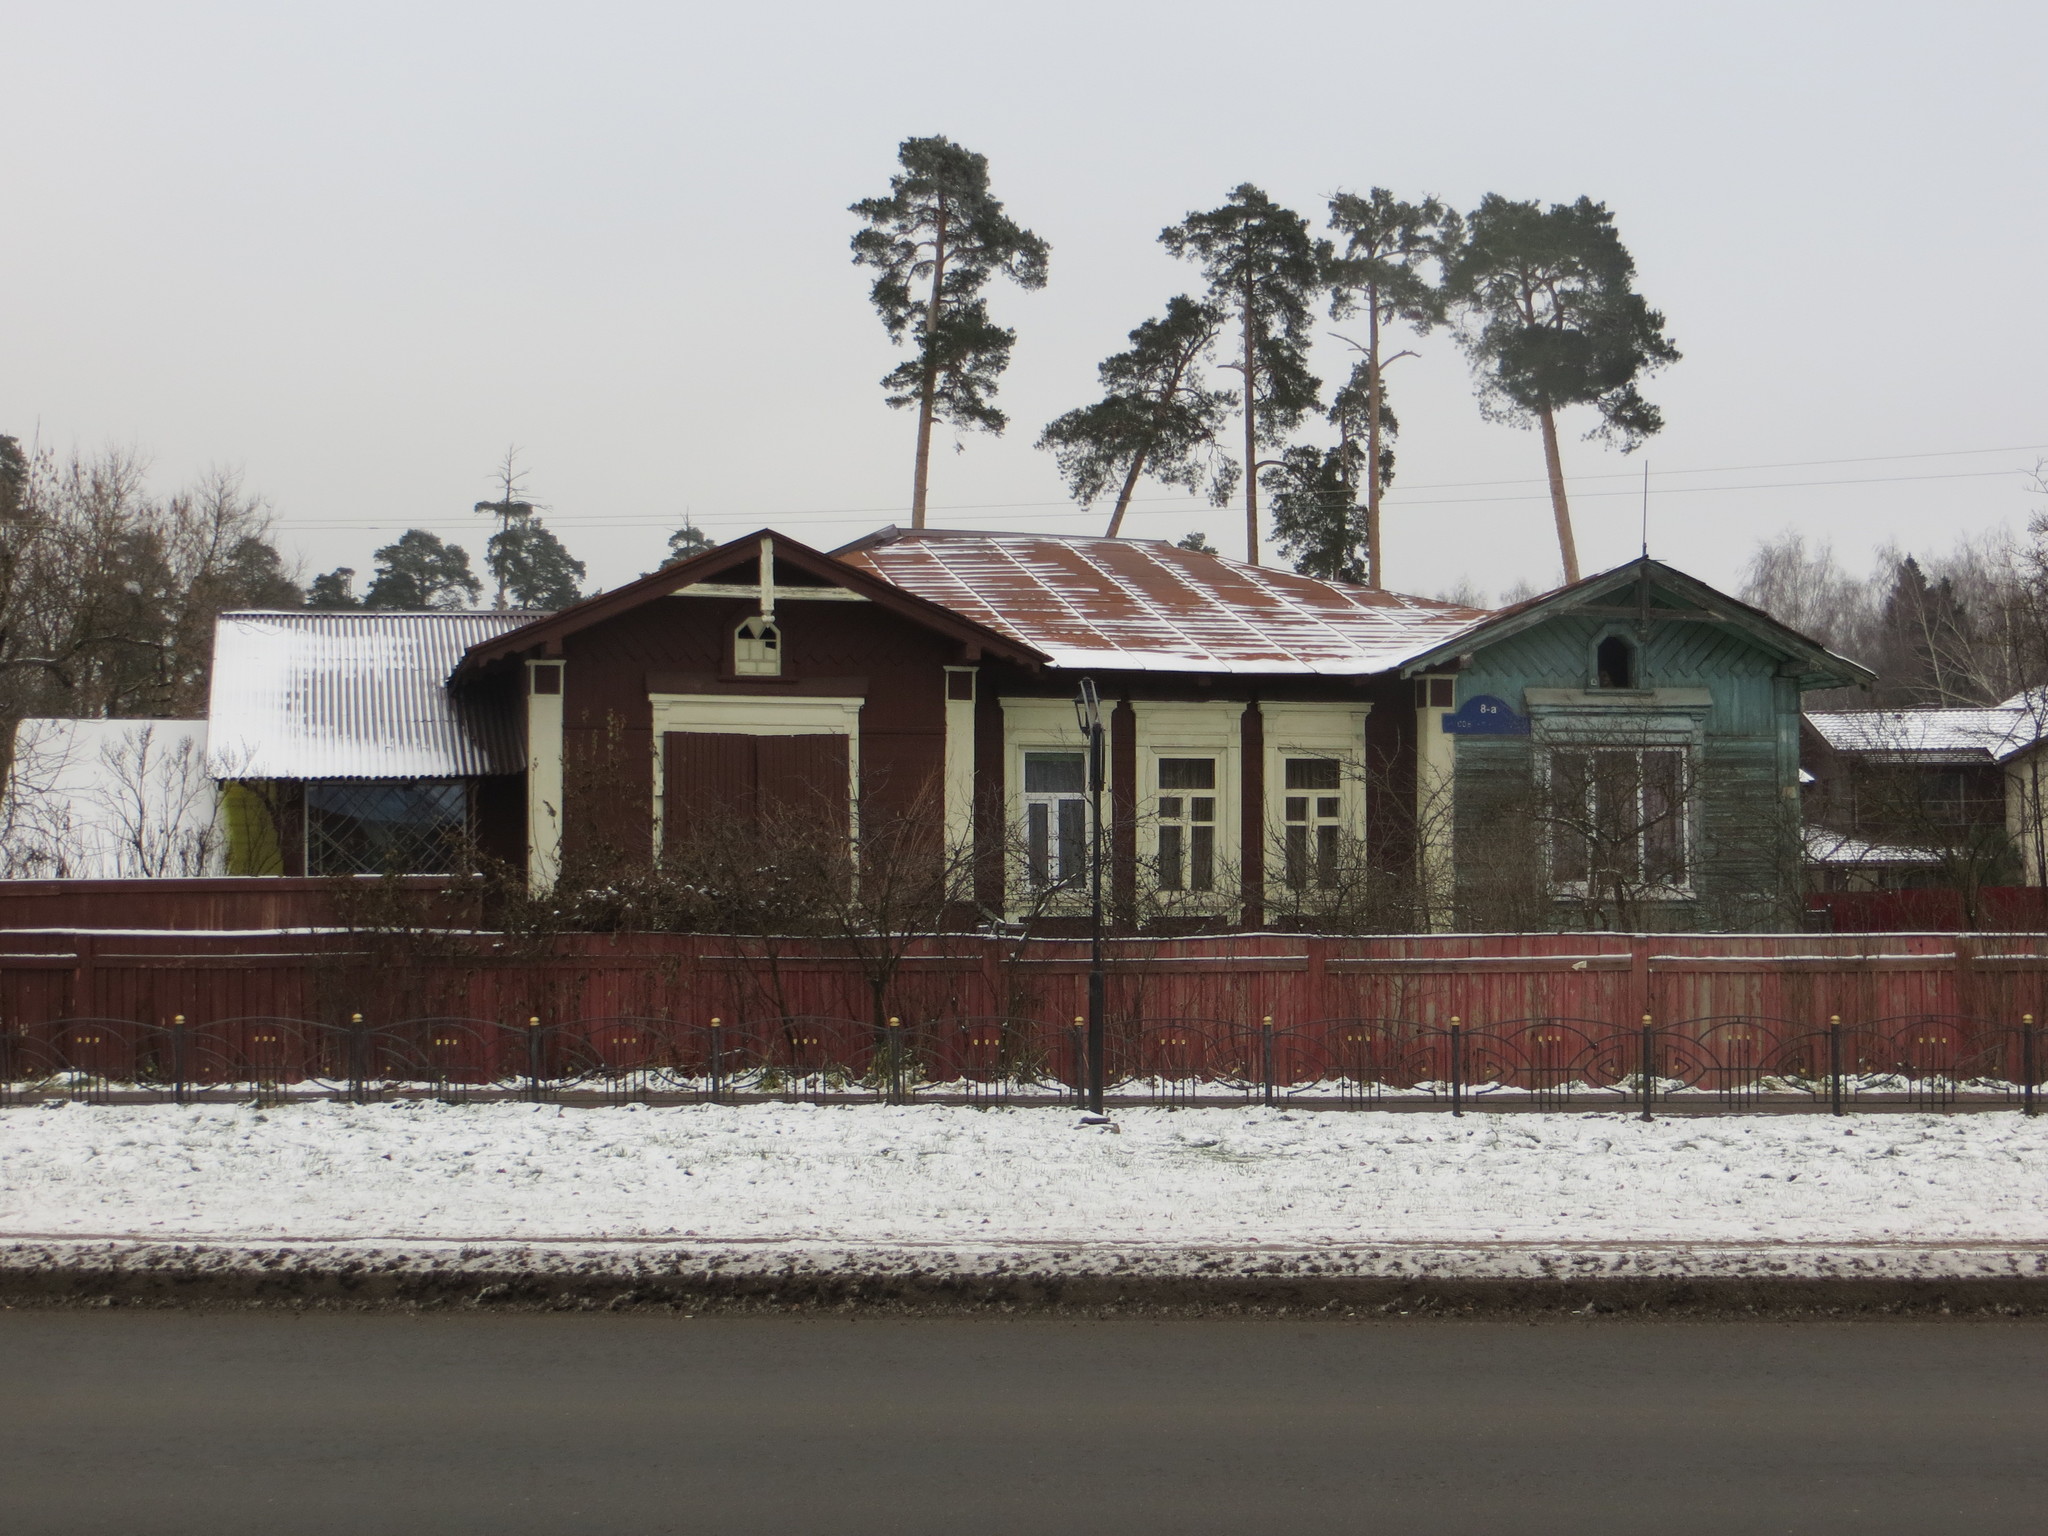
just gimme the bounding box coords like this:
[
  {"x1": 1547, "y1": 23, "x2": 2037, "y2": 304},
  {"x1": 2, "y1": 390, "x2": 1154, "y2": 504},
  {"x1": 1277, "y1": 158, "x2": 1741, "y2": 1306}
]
[{"x1": 2, "y1": 1101, "x2": 2046, "y2": 1249}]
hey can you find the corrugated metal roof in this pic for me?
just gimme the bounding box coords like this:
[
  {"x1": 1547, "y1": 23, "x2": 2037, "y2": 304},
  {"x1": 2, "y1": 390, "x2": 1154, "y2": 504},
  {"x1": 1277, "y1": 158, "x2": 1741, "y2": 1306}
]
[
  {"x1": 835, "y1": 529, "x2": 1491, "y2": 674},
  {"x1": 1806, "y1": 706, "x2": 2048, "y2": 763},
  {"x1": 208, "y1": 611, "x2": 539, "y2": 779}
]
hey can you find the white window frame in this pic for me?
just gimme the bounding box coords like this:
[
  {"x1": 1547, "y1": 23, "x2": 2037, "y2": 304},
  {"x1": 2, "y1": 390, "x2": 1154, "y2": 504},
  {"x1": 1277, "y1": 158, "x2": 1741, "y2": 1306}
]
[
  {"x1": 1261, "y1": 702, "x2": 1369, "y2": 900},
  {"x1": 1001, "y1": 697, "x2": 1099, "y2": 916},
  {"x1": 1152, "y1": 753, "x2": 1223, "y2": 894},
  {"x1": 1525, "y1": 690, "x2": 1710, "y2": 903},
  {"x1": 1133, "y1": 700, "x2": 1245, "y2": 915},
  {"x1": 733, "y1": 615, "x2": 782, "y2": 676},
  {"x1": 1021, "y1": 749, "x2": 1091, "y2": 893},
  {"x1": 1537, "y1": 743, "x2": 1699, "y2": 900}
]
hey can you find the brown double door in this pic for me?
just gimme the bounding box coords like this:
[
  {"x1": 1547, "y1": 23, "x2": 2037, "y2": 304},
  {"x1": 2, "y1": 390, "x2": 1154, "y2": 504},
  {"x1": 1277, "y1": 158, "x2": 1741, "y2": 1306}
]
[{"x1": 661, "y1": 731, "x2": 850, "y2": 854}]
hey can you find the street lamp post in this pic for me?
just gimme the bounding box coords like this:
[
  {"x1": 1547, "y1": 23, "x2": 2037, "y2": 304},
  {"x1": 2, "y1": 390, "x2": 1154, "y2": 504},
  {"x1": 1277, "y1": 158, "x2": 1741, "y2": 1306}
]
[{"x1": 1074, "y1": 678, "x2": 1106, "y2": 1113}]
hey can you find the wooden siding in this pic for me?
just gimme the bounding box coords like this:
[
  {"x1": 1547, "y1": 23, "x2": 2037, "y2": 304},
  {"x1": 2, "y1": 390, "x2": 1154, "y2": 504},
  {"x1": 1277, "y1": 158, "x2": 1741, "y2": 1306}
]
[
  {"x1": 558, "y1": 594, "x2": 956, "y2": 863},
  {"x1": 1453, "y1": 579, "x2": 1803, "y2": 930}
]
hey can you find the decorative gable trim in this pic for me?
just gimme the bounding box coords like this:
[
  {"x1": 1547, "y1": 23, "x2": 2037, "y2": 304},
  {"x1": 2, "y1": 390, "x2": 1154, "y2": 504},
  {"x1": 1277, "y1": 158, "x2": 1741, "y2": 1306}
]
[
  {"x1": 452, "y1": 528, "x2": 1043, "y2": 682},
  {"x1": 1396, "y1": 557, "x2": 1872, "y2": 691}
]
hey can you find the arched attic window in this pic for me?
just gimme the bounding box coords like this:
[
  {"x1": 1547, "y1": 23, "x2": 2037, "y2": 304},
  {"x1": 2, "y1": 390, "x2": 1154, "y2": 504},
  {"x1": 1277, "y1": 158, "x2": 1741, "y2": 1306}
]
[
  {"x1": 1595, "y1": 634, "x2": 1637, "y2": 690},
  {"x1": 734, "y1": 614, "x2": 781, "y2": 676}
]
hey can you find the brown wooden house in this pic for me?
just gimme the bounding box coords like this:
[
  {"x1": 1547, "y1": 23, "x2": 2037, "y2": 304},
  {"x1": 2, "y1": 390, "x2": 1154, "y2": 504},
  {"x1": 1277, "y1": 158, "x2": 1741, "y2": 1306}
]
[{"x1": 208, "y1": 527, "x2": 1865, "y2": 930}]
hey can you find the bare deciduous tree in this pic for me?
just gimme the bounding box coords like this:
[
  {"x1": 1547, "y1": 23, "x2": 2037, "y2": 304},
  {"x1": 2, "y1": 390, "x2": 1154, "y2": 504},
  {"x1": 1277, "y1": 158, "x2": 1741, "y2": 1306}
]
[{"x1": 0, "y1": 444, "x2": 299, "y2": 795}]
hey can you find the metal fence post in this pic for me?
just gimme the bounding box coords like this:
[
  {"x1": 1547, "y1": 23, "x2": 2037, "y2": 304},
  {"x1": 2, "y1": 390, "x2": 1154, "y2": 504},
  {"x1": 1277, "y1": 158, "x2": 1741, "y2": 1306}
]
[
  {"x1": 1449, "y1": 1018, "x2": 1464, "y2": 1118},
  {"x1": 1261, "y1": 1016, "x2": 1275, "y2": 1107},
  {"x1": 1639, "y1": 1014, "x2": 1655, "y2": 1122},
  {"x1": 886, "y1": 1016, "x2": 903, "y2": 1105},
  {"x1": 349, "y1": 1013, "x2": 368, "y2": 1105},
  {"x1": 171, "y1": 1014, "x2": 187, "y2": 1106},
  {"x1": 2025, "y1": 1014, "x2": 2038, "y2": 1118},
  {"x1": 708, "y1": 1017, "x2": 723, "y2": 1104},
  {"x1": 1829, "y1": 1015, "x2": 1844, "y2": 1116},
  {"x1": 1071, "y1": 1017, "x2": 1086, "y2": 1106},
  {"x1": 525, "y1": 1016, "x2": 544, "y2": 1103}
]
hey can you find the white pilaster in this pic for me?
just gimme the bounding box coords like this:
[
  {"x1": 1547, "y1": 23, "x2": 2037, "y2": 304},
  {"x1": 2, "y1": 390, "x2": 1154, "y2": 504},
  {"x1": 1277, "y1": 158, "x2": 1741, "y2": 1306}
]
[
  {"x1": 943, "y1": 668, "x2": 977, "y2": 870},
  {"x1": 1416, "y1": 681, "x2": 1458, "y2": 931},
  {"x1": 526, "y1": 661, "x2": 565, "y2": 892}
]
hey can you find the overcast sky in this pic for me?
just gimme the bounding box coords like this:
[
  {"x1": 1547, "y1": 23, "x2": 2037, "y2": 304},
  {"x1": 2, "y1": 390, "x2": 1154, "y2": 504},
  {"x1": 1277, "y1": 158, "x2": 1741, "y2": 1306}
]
[{"x1": 6, "y1": 1, "x2": 2044, "y2": 602}]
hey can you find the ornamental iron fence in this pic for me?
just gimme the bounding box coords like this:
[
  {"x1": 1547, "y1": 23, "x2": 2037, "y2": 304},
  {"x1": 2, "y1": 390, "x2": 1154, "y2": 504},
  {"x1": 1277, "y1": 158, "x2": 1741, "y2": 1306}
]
[{"x1": 0, "y1": 1011, "x2": 2042, "y2": 1115}]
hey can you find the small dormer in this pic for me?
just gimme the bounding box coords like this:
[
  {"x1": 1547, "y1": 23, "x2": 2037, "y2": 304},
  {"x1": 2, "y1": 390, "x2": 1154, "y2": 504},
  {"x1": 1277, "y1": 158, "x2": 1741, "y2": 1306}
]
[
  {"x1": 1594, "y1": 632, "x2": 1638, "y2": 690},
  {"x1": 734, "y1": 614, "x2": 781, "y2": 676}
]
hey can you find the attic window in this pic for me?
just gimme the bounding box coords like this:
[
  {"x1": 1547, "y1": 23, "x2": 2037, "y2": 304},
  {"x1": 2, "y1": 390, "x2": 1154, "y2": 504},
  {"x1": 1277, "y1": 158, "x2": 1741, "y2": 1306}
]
[
  {"x1": 1596, "y1": 635, "x2": 1637, "y2": 690},
  {"x1": 734, "y1": 615, "x2": 781, "y2": 676}
]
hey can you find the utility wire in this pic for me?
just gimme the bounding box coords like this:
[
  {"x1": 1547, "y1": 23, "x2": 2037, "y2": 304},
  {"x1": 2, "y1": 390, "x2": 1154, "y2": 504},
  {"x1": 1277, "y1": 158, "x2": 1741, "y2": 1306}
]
[{"x1": 270, "y1": 441, "x2": 2048, "y2": 533}]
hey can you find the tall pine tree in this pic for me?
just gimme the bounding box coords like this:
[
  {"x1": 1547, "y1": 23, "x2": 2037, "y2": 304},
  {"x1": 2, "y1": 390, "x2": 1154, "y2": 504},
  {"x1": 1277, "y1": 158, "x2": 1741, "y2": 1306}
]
[
  {"x1": 1264, "y1": 447, "x2": 1365, "y2": 582},
  {"x1": 362, "y1": 531, "x2": 482, "y2": 610},
  {"x1": 1263, "y1": 365, "x2": 1398, "y2": 584},
  {"x1": 1037, "y1": 296, "x2": 1237, "y2": 536},
  {"x1": 1160, "y1": 186, "x2": 1328, "y2": 565},
  {"x1": 487, "y1": 517, "x2": 584, "y2": 610},
  {"x1": 1443, "y1": 195, "x2": 1679, "y2": 584},
  {"x1": 850, "y1": 136, "x2": 1049, "y2": 527},
  {"x1": 473, "y1": 450, "x2": 583, "y2": 610},
  {"x1": 1325, "y1": 189, "x2": 1451, "y2": 588}
]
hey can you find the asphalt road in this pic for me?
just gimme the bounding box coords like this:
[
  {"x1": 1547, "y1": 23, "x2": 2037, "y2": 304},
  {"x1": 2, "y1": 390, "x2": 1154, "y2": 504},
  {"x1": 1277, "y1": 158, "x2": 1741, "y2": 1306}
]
[{"x1": 3, "y1": 1310, "x2": 2044, "y2": 1535}]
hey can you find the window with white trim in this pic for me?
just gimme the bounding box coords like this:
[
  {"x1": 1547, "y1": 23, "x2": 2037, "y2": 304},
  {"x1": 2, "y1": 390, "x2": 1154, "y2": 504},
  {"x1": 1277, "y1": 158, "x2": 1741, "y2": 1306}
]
[
  {"x1": 1022, "y1": 751, "x2": 1088, "y2": 889},
  {"x1": 1281, "y1": 757, "x2": 1345, "y2": 889},
  {"x1": 734, "y1": 615, "x2": 781, "y2": 676},
  {"x1": 1155, "y1": 757, "x2": 1217, "y2": 891},
  {"x1": 1545, "y1": 746, "x2": 1691, "y2": 893}
]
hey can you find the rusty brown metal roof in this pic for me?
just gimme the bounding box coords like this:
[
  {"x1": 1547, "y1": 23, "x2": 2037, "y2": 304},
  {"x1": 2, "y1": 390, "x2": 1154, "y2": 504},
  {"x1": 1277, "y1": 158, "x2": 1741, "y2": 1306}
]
[{"x1": 833, "y1": 529, "x2": 1491, "y2": 675}]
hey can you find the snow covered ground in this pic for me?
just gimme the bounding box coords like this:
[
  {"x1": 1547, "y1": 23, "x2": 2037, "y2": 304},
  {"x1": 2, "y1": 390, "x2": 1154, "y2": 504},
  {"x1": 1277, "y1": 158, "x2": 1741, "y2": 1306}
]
[{"x1": 3, "y1": 1102, "x2": 2048, "y2": 1286}]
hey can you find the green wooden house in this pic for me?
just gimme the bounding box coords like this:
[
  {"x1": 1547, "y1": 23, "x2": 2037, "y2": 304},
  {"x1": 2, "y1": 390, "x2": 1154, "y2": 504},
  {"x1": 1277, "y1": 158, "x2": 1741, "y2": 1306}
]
[{"x1": 1399, "y1": 557, "x2": 1870, "y2": 931}]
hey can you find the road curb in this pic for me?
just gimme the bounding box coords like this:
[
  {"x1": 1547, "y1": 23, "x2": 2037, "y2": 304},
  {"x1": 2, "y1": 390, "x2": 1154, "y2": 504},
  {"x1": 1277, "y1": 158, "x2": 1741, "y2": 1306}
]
[{"x1": 6, "y1": 1238, "x2": 2048, "y2": 1315}]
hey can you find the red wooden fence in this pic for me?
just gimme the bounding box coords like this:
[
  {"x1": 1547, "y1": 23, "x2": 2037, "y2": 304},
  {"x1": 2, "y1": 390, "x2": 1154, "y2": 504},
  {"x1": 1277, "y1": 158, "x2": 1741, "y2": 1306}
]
[
  {"x1": 1807, "y1": 888, "x2": 2048, "y2": 934},
  {"x1": 0, "y1": 877, "x2": 472, "y2": 932},
  {"x1": 5, "y1": 927, "x2": 2045, "y2": 1031}
]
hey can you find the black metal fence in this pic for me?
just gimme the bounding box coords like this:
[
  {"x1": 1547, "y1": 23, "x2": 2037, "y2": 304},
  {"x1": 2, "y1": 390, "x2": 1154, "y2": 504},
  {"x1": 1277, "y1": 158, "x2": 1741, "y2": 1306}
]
[{"x1": 1, "y1": 1012, "x2": 2042, "y2": 1115}]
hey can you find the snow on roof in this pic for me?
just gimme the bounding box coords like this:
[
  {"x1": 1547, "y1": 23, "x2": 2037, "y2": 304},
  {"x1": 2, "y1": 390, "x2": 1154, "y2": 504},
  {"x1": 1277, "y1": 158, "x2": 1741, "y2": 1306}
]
[
  {"x1": 1806, "y1": 704, "x2": 2048, "y2": 763},
  {"x1": 834, "y1": 529, "x2": 1491, "y2": 675},
  {"x1": 1802, "y1": 825, "x2": 1943, "y2": 867},
  {"x1": 208, "y1": 611, "x2": 537, "y2": 779}
]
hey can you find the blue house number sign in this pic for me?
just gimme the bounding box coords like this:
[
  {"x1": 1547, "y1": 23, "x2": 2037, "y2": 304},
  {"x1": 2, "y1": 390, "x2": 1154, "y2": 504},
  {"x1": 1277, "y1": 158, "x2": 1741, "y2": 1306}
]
[{"x1": 1441, "y1": 695, "x2": 1530, "y2": 736}]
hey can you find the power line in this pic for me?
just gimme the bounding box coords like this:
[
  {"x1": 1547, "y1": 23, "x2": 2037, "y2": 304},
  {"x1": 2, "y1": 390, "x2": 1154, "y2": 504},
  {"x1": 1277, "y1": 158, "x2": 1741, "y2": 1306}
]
[
  {"x1": 269, "y1": 440, "x2": 2048, "y2": 533},
  {"x1": 275, "y1": 463, "x2": 2044, "y2": 532}
]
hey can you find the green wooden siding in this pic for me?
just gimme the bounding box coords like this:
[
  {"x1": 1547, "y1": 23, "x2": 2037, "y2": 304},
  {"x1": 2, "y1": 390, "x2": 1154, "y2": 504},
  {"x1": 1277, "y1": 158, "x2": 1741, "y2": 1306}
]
[{"x1": 1449, "y1": 577, "x2": 1804, "y2": 931}]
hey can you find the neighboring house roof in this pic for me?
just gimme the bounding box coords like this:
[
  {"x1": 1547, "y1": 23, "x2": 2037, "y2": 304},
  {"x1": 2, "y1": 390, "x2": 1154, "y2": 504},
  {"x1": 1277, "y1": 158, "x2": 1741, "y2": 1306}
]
[
  {"x1": 1803, "y1": 825, "x2": 1943, "y2": 868},
  {"x1": 831, "y1": 528, "x2": 1491, "y2": 675},
  {"x1": 453, "y1": 528, "x2": 1043, "y2": 680},
  {"x1": 209, "y1": 611, "x2": 536, "y2": 779},
  {"x1": 1398, "y1": 556, "x2": 1874, "y2": 689},
  {"x1": 1806, "y1": 704, "x2": 2048, "y2": 765},
  {"x1": 3, "y1": 718, "x2": 219, "y2": 878}
]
